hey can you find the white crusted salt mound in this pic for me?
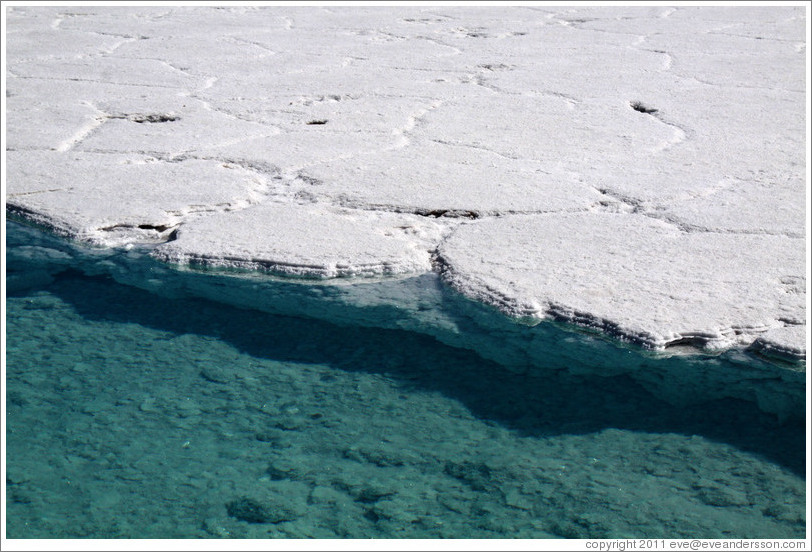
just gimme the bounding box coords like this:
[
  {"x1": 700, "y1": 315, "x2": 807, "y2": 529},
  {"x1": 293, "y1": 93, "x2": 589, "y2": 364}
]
[
  {"x1": 436, "y1": 212, "x2": 805, "y2": 355},
  {"x1": 153, "y1": 203, "x2": 443, "y2": 278},
  {"x1": 750, "y1": 325, "x2": 807, "y2": 363},
  {"x1": 5, "y1": 150, "x2": 275, "y2": 247}
]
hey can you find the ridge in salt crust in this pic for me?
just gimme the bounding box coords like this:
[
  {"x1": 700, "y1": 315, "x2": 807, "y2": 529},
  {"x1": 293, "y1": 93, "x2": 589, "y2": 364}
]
[
  {"x1": 300, "y1": 141, "x2": 602, "y2": 215},
  {"x1": 152, "y1": 203, "x2": 443, "y2": 279},
  {"x1": 749, "y1": 325, "x2": 806, "y2": 364},
  {"x1": 436, "y1": 212, "x2": 805, "y2": 359}
]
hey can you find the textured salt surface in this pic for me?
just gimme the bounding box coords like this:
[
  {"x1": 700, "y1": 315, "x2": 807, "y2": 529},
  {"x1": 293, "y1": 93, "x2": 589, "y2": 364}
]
[
  {"x1": 436, "y1": 212, "x2": 805, "y2": 352},
  {"x1": 4, "y1": 6, "x2": 807, "y2": 360},
  {"x1": 153, "y1": 202, "x2": 443, "y2": 278}
]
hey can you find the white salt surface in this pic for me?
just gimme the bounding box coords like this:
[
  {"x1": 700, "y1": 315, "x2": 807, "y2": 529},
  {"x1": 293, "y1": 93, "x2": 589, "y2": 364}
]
[
  {"x1": 153, "y1": 202, "x2": 443, "y2": 278},
  {"x1": 4, "y1": 6, "x2": 807, "y2": 359},
  {"x1": 436, "y1": 212, "x2": 804, "y2": 352}
]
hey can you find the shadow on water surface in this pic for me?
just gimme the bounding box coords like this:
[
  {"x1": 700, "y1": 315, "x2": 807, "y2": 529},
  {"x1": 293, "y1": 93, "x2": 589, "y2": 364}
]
[{"x1": 19, "y1": 268, "x2": 805, "y2": 477}]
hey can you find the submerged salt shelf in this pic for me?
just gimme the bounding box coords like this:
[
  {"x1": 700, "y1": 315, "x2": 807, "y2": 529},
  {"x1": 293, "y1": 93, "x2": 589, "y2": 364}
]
[
  {"x1": 4, "y1": 221, "x2": 808, "y2": 539},
  {"x1": 6, "y1": 220, "x2": 806, "y2": 424}
]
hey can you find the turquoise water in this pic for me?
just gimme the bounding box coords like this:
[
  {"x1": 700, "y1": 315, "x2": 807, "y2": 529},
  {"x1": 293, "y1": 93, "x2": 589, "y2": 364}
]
[{"x1": 4, "y1": 221, "x2": 807, "y2": 539}]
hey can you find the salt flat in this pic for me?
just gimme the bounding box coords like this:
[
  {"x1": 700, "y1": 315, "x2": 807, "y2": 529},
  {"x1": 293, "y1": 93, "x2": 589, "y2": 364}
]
[{"x1": 4, "y1": 6, "x2": 807, "y2": 360}]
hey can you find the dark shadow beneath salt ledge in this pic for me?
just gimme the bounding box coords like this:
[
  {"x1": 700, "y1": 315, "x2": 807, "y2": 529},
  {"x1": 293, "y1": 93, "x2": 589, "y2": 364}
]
[
  {"x1": 5, "y1": 220, "x2": 806, "y2": 476},
  {"x1": 20, "y1": 267, "x2": 805, "y2": 477}
]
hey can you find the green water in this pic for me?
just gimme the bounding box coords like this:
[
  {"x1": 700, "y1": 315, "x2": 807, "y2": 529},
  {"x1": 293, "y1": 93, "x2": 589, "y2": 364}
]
[{"x1": 4, "y1": 222, "x2": 807, "y2": 539}]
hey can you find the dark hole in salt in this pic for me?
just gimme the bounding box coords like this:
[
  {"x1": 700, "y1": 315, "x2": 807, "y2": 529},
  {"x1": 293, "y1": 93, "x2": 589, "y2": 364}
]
[
  {"x1": 630, "y1": 101, "x2": 658, "y2": 114},
  {"x1": 306, "y1": 119, "x2": 328, "y2": 125},
  {"x1": 137, "y1": 224, "x2": 172, "y2": 232},
  {"x1": 418, "y1": 209, "x2": 480, "y2": 219},
  {"x1": 128, "y1": 114, "x2": 180, "y2": 123},
  {"x1": 664, "y1": 337, "x2": 707, "y2": 349}
]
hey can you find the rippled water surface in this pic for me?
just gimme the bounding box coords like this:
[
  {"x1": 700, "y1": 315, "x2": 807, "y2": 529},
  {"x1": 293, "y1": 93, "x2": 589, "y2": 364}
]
[{"x1": 4, "y1": 223, "x2": 807, "y2": 539}]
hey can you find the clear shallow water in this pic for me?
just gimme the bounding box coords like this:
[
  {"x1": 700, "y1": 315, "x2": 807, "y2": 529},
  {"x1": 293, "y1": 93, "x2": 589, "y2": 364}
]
[{"x1": 5, "y1": 223, "x2": 807, "y2": 539}]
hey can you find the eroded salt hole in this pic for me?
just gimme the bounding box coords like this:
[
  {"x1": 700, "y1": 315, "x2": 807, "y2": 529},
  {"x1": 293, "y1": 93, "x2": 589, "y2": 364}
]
[
  {"x1": 100, "y1": 223, "x2": 175, "y2": 233},
  {"x1": 136, "y1": 224, "x2": 174, "y2": 232},
  {"x1": 126, "y1": 114, "x2": 180, "y2": 124},
  {"x1": 415, "y1": 209, "x2": 480, "y2": 219},
  {"x1": 630, "y1": 101, "x2": 658, "y2": 114}
]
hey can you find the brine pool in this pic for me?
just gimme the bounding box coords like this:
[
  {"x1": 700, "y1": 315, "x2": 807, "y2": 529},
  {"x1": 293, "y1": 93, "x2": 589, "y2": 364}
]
[{"x1": 4, "y1": 221, "x2": 807, "y2": 539}]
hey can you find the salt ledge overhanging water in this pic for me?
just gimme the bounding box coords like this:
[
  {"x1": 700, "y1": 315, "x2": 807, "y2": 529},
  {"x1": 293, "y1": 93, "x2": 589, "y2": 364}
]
[
  {"x1": 3, "y1": 5, "x2": 809, "y2": 539},
  {"x1": 6, "y1": 219, "x2": 806, "y2": 423},
  {"x1": 4, "y1": 219, "x2": 808, "y2": 539}
]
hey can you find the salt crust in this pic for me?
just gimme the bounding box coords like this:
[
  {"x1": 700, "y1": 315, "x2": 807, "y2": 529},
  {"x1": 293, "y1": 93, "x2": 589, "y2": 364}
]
[
  {"x1": 436, "y1": 212, "x2": 804, "y2": 353},
  {"x1": 5, "y1": 6, "x2": 807, "y2": 358}
]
